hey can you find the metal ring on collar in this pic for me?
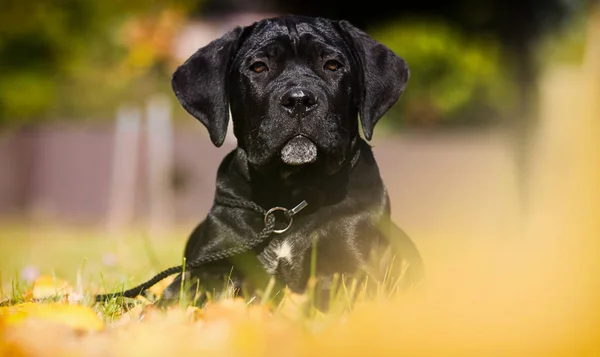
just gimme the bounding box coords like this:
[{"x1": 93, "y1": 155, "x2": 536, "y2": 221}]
[{"x1": 264, "y1": 207, "x2": 293, "y2": 234}]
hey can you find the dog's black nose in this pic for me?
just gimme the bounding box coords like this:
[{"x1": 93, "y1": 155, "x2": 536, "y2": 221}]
[{"x1": 280, "y1": 88, "x2": 317, "y2": 116}]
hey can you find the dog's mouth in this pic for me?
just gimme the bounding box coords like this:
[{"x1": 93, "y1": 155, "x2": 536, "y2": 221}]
[{"x1": 280, "y1": 135, "x2": 318, "y2": 166}]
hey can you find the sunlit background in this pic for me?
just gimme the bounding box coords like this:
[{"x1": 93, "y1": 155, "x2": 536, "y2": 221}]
[{"x1": 0, "y1": 0, "x2": 598, "y2": 354}]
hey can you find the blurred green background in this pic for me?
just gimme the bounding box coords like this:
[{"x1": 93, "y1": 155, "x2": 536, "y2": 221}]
[
  {"x1": 0, "y1": 0, "x2": 590, "y2": 127},
  {"x1": 0, "y1": 0, "x2": 191, "y2": 124}
]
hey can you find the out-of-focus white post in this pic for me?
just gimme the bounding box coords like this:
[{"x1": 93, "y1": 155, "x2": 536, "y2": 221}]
[
  {"x1": 146, "y1": 95, "x2": 175, "y2": 236},
  {"x1": 106, "y1": 105, "x2": 141, "y2": 235}
]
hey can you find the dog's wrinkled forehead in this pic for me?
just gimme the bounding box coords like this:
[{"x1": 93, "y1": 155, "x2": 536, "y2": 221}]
[
  {"x1": 171, "y1": 15, "x2": 409, "y2": 147},
  {"x1": 234, "y1": 17, "x2": 350, "y2": 63}
]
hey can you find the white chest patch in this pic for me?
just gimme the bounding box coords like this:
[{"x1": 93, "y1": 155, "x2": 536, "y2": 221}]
[
  {"x1": 258, "y1": 240, "x2": 294, "y2": 275},
  {"x1": 275, "y1": 241, "x2": 292, "y2": 262}
]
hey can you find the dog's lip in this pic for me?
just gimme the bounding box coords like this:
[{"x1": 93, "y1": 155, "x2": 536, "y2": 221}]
[{"x1": 280, "y1": 135, "x2": 318, "y2": 166}]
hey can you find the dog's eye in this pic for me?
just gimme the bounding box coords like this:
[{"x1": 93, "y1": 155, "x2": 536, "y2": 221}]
[
  {"x1": 324, "y1": 60, "x2": 342, "y2": 71},
  {"x1": 249, "y1": 62, "x2": 268, "y2": 73}
]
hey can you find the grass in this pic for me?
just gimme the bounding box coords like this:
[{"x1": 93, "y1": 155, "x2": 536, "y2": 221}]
[
  {"x1": 0, "y1": 224, "x2": 433, "y2": 357},
  {"x1": 0, "y1": 218, "x2": 597, "y2": 357},
  {"x1": 0, "y1": 224, "x2": 184, "y2": 296},
  {"x1": 0, "y1": 223, "x2": 407, "y2": 323}
]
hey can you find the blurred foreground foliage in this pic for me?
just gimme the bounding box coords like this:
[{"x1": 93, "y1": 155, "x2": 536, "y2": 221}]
[
  {"x1": 0, "y1": 0, "x2": 195, "y2": 125},
  {"x1": 371, "y1": 20, "x2": 519, "y2": 128}
]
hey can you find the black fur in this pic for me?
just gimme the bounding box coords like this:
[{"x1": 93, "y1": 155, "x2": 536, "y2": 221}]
[{"x1": 163, "y1": 15, "x2": 423, "y2": 304}]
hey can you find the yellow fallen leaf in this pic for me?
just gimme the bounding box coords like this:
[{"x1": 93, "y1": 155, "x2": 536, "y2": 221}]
[
  {"x1": 0, "y1": 302, "x2": 103, "y2": 331},
  {"x1": 110, "y1": 304, "x2": 145, "y2": 328},
  {"x1": 146, "y1": 275, "x2": 175, "y2": 299},
  {"x1": 31, "y1": 275, "x2": 72, "y2": 300},
  {"x1": 186, "y1": 305, "x2": 202, "y2": 322},
  {"x1": 277, "y1": 290, "x2": 309, "y2": 320},
  {"x1": 202, "y1": 298, "x2": 248, "y2": 322},
  {"x1": 0, "y1": 302, "x2": 34, "y2": 322}
]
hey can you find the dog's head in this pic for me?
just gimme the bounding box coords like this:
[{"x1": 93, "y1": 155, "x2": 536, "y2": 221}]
[{"x1": 172, "y1": 15, "x2": 409, "y2": 175}]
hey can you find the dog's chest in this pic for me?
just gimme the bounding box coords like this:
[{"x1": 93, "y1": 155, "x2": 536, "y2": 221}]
[
  {"x1": 254, "y1": 208, "x2": 380, "y2": 290},
  {"x1": 257, "y1": 238, "x2": 295, "y2": 275}
]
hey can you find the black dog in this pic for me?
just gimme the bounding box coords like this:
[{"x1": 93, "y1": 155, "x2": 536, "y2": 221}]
[{"x1": 161, "y1": 15, "x2": 423, "y2": 304}]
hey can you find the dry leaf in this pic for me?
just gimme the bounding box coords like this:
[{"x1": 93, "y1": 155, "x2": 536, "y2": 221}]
[
  {"x1": 0, "y1": 302, "x2": 103, "y2": 332},
  {"x1": 110, "y1": 304, "x2": 145, "y2": 328},
  {"x1": 201, "y1": 298, "x2": 248, "y2": 322},
  {"x1": 31, "y1": 275, "x2": 72, "y2": 300},
  {"x1": 185, "y1": 305, "x2": 203, "y2": 322},
  {"x1": 146, "y1": 275, "x2": 175, "y2": 299},
  {"x1": 277, "y1": 290, "x2": 308, "y2": 320}
]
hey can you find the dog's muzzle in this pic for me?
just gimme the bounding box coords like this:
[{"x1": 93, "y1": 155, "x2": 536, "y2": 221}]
[{"x1": 280, "y1": 135, "x2": 317, "y2": 165}]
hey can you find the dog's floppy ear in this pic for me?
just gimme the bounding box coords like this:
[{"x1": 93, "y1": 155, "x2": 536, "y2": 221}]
[
  {"x1": 171, "y1": 27, "x2": 243, "y2": 147},
  {"x1": 338, "y1": 21, "x2": 410, "y2": 141}
]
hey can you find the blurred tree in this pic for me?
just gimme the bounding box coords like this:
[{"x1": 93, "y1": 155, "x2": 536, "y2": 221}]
[
  {"x1": 0, "y1": 0, "x2": 196, "y2": 125},
  {"x1": 0, "y1": 0, "x2": 587, "y2": 126},
  {"x1": 202, "y1": 0, "x2": 582, "y2": 123},
  {"x1": 370, "y1": 20, "x2": 517, "y2": 128}
]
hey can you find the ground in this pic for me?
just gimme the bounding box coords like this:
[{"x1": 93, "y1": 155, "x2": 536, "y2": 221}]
[{"x1": 0, "y1": 215, "x2": 596, "y2": 356}]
